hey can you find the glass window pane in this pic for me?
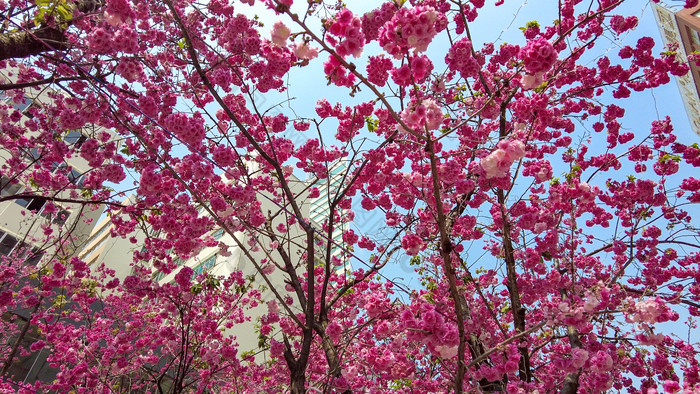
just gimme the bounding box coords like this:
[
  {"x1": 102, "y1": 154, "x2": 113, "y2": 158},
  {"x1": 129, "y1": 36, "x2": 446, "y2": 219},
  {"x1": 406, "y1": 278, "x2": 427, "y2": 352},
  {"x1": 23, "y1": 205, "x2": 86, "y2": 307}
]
[
  {"x1": 68, "y1": 169, "x2": 83, "y2": 184},
  {"x1": 0, "y1": 177, "x2": 22, "y2": 197},
  {"x1": 64, "y1": 131, "x2": 83, "y2": 145},
  {"x1": 15, "y1": 198, "x2": 30, "y2": 208},
  {"x1": 26, "y1": 248, "x2": 43, "y2": 266},
  {"x1": 11, "y1": 97, "x2": 33, "y2": 112},
  {"x1": 0, "y1": 234, "x2": 18, "y2": 256},
  {"x1": 26, "y1": 197, "x2": 46, "y2": 212},
  {"x1": 52, "y1": 210, "x2": 70, "y2": 226}
]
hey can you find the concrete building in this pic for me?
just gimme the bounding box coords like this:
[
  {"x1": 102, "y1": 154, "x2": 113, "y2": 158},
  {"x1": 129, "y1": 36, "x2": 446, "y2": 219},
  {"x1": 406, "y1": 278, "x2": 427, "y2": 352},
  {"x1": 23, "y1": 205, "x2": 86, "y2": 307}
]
[
  {"x1": 0, "y1": 69, "x2": 105, "y2": 263},
  {"x1": 653, "y1": 2, "x2": 700, "y2": 136},
  {"x1": 0, "y1": 68, "x2": 108, "y2": 384},
  {"x1": 79, "y1": 195, "x2": 146, "y2": 280},
  {"x1": 78, "y1": 161, "x2": 335, "y2": 357},
  {"x1": 309, "y1": 159, "x2": 351, "y2": 271}
]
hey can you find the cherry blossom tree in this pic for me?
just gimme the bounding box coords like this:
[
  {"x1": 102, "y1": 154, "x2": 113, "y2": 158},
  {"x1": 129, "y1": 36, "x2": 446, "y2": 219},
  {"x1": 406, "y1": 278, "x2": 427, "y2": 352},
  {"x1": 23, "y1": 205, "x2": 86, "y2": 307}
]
[{"x1": 1, "y1": 0, "x2": 700, "y2": 392}]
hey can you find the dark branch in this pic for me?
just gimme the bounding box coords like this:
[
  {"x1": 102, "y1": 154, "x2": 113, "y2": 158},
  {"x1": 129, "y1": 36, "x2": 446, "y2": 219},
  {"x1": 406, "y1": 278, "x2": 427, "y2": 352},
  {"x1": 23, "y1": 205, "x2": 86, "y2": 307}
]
[
  {"x1": 0, "y1": 0, "x2": 105, "y2": 61},
  {"x1": 0, "y1": 27, "x2": 69, "y2": 61}
]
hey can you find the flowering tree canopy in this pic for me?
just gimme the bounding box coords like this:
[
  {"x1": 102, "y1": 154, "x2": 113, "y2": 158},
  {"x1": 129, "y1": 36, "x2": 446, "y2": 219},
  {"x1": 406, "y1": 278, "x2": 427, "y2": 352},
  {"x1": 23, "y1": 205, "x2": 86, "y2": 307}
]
[{"x1": 1, "y1": 0, "x2": 700, "y2": 393}]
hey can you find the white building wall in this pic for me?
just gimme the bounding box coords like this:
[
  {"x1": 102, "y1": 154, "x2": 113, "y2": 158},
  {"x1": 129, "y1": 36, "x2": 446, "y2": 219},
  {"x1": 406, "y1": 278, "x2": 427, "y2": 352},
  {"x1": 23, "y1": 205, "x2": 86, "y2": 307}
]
[{"x1": 0, "y1": 68, "x2": 105, "y2": 264}]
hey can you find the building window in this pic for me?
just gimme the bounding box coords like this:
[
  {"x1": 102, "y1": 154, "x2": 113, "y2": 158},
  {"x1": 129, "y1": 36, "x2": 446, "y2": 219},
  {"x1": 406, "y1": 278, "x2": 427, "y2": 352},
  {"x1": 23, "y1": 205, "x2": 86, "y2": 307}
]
[
  {"x1": 0, "y1": 176, "x2": 22, "y2": 197},
  {"x1": 212, "y1": 228, "x2": 225, "y2": 240},
  {"x1": 67, "y1": 168, "x2": 84, "y2": 186},
  {"x1": 15, "y1": 196, "x2": 47, "y2": 212},
  {"x1": 15, "y1": 243, "x2": 43, "y2": 266},
  {"x1": 41, "y1": 208, "x2": 71, "y2": 226},
  {"x1": 25, "y1": 248, "x2": 43, "y2": 266},
  {"x1": 47, "y1": 163, "x2": 85, "y2": 187},
  {"x1": 64, "y1": 130, "x2": 88, "y2": 148},
  {"x1": 27, "y1": 148, "x2": 41, "y2": 160},
  {"x1": 0, "y1": 232, "x2": 18, "y2": 256},
  {"x1": 193, "y1": 254, "x2": 217, "y2": 276},
  {"x1": 1, "y1": 92, "x2": 34, "y2": 113},
  {"x1": 0, "y1": 233, "x2": 43, "y2": 264},
  {"x1": 3, "y1": 175, "x2": 51, "y2": 213},
  {"x1": 153, "y1": 271, "x2": 166, "y2": 282}
]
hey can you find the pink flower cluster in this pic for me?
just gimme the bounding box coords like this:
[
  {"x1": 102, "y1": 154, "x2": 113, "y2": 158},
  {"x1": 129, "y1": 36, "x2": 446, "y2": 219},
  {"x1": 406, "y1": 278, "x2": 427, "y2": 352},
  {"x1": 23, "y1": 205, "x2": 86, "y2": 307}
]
[
  {"x1": 520, "y1": 37, "x2": 558, "y2": 74},
  {"x1": 104, "y1": 0, "x2": 135, "y2": 26},
  {"x1": 367, "y1": 55, "x2": 393, "y2": 86},
  {"x1": 480, "y1": 139, "x2": 526, "y2": 179},
  {"x1": 248, "y1": 41, "x2": 293, "y2": 92},
  {"x1": 86, "y1": 163, "x2": 123, "y2": 186},
  {"x1": 609, "y1": 15, "x2": 638, "y2": 35},
  {"x1": 401, "y1": 233, "x2": 425, "y2": 256},
  {"x1": 399, "y1": 99, "x2": 443, "y2": 133},
  {"x1": 402, "y1": 307, "x2": 459, "y2": 359},
  {"x1": 113, "y1": 26, "x2": 139, "y2": 53},
  {"x1": 222, "y1": 14, "x2": 261, "y2": 56},
  {"x1": 163, "y1": 112, "x2": 206, "y2": 147},
  {"x1": 445, "y1": 38, "x2": 480, "y2": 79},
  {"x1": 391, "y1": 55, "x2": 433, "y2": 86},
  {"x1": 327, "y1": 9, "x2": 365, "y2": 58},
  {"x1": 174, "y1": 266, "x2": 194, "y2": 289},
  {"x1": 629, "y1": 297, "x2": 674, "y2": 324},
  {"x1": 378, "y1": 6, "x2": 446, "y2": 58},
  {"x1": 293, "y1": 42, "x2": 318, "y2": 60},
  {"x1": 88, "y1": 28, "x2": 112, "y2": 53},
  {"x1": 116, "y1": 59, "x2": 143, "y2": 83},
  {"x1": 270, "y1": 21, "x2": 290, "y2": 47},
  {"x1": 324, "y1": 55, "x2": 355, "y2": 87},
  {"x1": 361, "y1": 2, "x2": 397, "y2": 42}
]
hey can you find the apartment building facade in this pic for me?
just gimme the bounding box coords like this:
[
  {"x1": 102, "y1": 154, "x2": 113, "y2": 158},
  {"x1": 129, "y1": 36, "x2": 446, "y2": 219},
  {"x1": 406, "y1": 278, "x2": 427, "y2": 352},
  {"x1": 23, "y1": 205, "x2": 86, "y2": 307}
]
[
  {"x1": 654, "y1": 2, "x2": 700, "y2": 136},
  {"x1": 0, "y1": 68, "x2": 110, "y2": 384}
]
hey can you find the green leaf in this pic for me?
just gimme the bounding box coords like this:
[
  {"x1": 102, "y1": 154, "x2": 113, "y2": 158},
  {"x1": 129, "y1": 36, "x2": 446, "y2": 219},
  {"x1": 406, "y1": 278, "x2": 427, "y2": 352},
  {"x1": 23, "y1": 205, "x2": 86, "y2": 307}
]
[
  {"x1": 56, "y1": 4, "x2": 73, "y2": 20},
  {"x1": 190, "y1": 283, "x2": 203, "y2": 295}
]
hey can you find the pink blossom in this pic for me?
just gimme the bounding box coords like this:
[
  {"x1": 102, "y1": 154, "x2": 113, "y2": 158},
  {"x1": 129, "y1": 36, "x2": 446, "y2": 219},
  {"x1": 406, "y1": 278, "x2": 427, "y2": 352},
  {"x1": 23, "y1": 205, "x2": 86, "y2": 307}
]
[
  {"x1": 520, "y1": 37, "x2": 558, "y2": 74},
  {"x1": 630, "y1": 297, "x2": 669, "y2": 324},
  {"x1": 326, "y1": 321, "x2": 343, "y2": 341},
  {"x1": 521, "y1": 72, "x2": 544, "y2": 90},
  {"x1": 399, "y1": 99, "x2": 443, "y2": 132},
  {"x1": 589, "y1": 351, "x2": 613, "y2": 373},
  {"x1": 367, "y1": 55, "x2": 393, "y2": 86},
  {"x1": 342, "y1": 229, "x2": 359, "y2": 245},
  {"x1": 435, "y1": 345, "x2": 458, "y2": 359},
  {"x1": 570, "y1": 348, "x2": 589, "y2": 369},
  {"x1": 327, "y1": 9, "x2": 365, "y2": 58},
  {"x1": 662, "y1": 380, "x2": 681, "y2": 393},
  {"x1": 480, "y1": 139, "x2": 526, "y2": 179},
  {"x1": 271, "y1": 21, "x2": 291, "y2": 47},
  {"x1": 174, "y1": 266, "x2": 193, "y2": 289},
  {"x1": 401, "y1": 233, "x2": 425, "y2": 256},
  {"x1": 378, "y1": 6, "x2": 446, "y2": 58},
  {"x1": 293, "y1": 42, "x2": 319, "y2": 60},
  {"x1": 0, "y1": 290, "x2": 12, "y2": 307},
  {"x1": 445, "y1": 38, "x2": 480, "y2": 78},
  {"x1": 480, "y1": 148, "x2": 508, "y2": 178},
  {"x1": 267, "y1": 300, "x2": 280, "y2": 314}
]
